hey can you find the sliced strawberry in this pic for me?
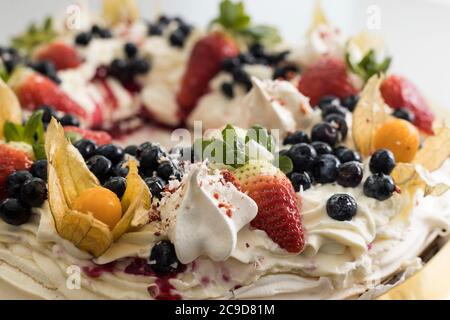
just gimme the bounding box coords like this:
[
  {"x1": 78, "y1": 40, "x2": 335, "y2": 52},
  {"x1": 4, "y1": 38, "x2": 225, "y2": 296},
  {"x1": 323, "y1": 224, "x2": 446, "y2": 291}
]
[
  {"x1": 64, "y1": 126, "x2": 112, "y2": 145},
  {"x1": 380, "y1": 75, "x2": 435, "y2": 134},
  {"x1": 234, "y1": 160, "x2": 305, "y2": 253},
  {"x1": 298, "y1": 56, "x2": 358, "y2": 106},
  {"x1": 34, "y1": 41, "x2": 82, "y2": 71},
  {"x1": 0, "y1": 144, "x2": 33, "y2": 199},
  {"x1": 177, "y1": 32, "x2": 239, "y2": 119},
  {"x1": 9, "y1": 68, "x2": 87, "y2": 119}
]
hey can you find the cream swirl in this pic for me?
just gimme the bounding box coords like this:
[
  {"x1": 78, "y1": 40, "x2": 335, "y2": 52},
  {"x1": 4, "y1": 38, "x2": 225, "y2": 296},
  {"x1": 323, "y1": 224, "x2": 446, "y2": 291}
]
[{"x1": 159, "y1": 163, "x2": 257, "y2": 264}]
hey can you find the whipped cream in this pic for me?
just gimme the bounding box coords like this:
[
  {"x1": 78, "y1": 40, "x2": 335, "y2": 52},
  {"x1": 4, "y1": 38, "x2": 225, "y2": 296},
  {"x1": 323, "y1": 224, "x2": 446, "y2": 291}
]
[
  {"x1": 187, "y1": 65, "x2": 273, "y2": 130},
  {"x1": 289, "y1": 24, "x2": 346, "y2": 67},
  {"x1": 159, "y1": 163, "x2": 257, "y2": 264}
]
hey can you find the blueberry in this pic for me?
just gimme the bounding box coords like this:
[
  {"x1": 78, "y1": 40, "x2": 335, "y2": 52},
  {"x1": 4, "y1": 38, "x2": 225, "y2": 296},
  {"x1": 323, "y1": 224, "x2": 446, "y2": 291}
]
[
  {"x1": 96, "y1": 144, "x2": 125, "y2": 165},
  {"x1": 140, "y1": 145, "x2": 164, "y2": 170},
  {"x1": 150, "y1": 240, "x2": 181, "y2": 276},
  {"x1": 312, "y1": 154, "x2": 341, "y2": 184},
  {"x1": 20, "y1": 178, "x2": 47, "y2": 208},
  {"x1": 74, "y1": 139, "x2": 97, "y2": 160},
  {"x1": 29, "y1": 61, "x2": 60, "y2": 83},
  {"x1": 169, "y1": 30, "x2": 186, "y2": 47},
  {"x1": 318, "y1": 95, "x2": 340, "y2": 109},
  {"x1": 38, "y1": 105, "x2": 58, "y2": 124},
  {"x1": 288, "y1": 143, "x2": 317, "y2": 172},
  {"x1": 124, "y1": 42, "x2": 138, "y2": 58},
  {"x1": 91, "y1": 25, "x2": 101, "y2": 34},
  {"x1": 177, "y1": 23, "x2": 192, "y2": 37},
  {"x1": 392, "y1": 108, "x2": 415, "y2": 123},
  {"x1": 109, "y1": 59, "x2": 129, "y2": 81},
  {"x1": 273, "y1": 67, "x2": 287, "y2": 80},
  {"x1": 232, "y1": 68, "x2": 251, "y2": 87},
  {"x1": 334, "y1": 147, "x2": 361, "y2": 163},
  {"x1": 289, "y1": 172, "x2": 312, "y2": 192},
  {"x1": 0, "y1": 198, "x2": 32, "y2": 226},
  {"x1": 75, "y1": 32, "x2": 92, "y2": 46},
  {"x1": 326, "y1": 194, "x2": 358, "y2": 221},
  {"x1": 97, "y1": 28, "x2": 112, "y2": 39},
  {"x1": 220, "y1": 82, "x2": 234, "y2": 99},
  {"x1": 112, "y1": 161, "x2": 129, "y2": 178},
  {"x1": 363, "y1": 174, "x2": 396, "y2": 201},
  {"x1": 324, "y1": 114, "x2": 348, "y2": 140},
  {"x1": 311, "y1": 141, "x2": 333, "y2": 156},
  {"x1": 180, "y1": 147, "x2": 196, "y2": 163},
  {"x1": 321, "y1": 104, "x2": 347, "y2": 119},
  {"x1": 130, "y1": 58, "x2": 151, "y2": 74},
  {"x1": 86, "y1": 155, "x2": 112, "y2": 181},
  {"x1": 136, "y1": 142, "x2": 155, "y2": 159},
  {"x1": 6, "y1": 171, "x2": 33, "y2": 197},
  {"x1": 144, "y1": 176, "x2": 165, "y2": 199},
  {"x1": 103, "y1": 176, "x2": 126, "y2": 199},
  {"x1": 337, "y1": 161, "x2": 363, "y2": 188},
  {"x1": 283, "y1": 131, "x2": 310, "y2": 145},
  {"x1": 311, "y1": 122, "x2": 339, "y2": 146},
  {"x1": 369, "y1": 149, "x2": 396, "y2": 175},
  {"x1": 249, "y1": 43, "x2": 266, "y2": 58},
  {"x1": 221, "y1": 57, "x2": 240, "y2": 73},
  {"x1": 148, "y1": 23, "x2": 163, "y2": 36},
  {"x1": 59, "y1": 114, "x2": 80, "y2": 127},
  {"x1": 237, "y1": 53, "x2": 254, "y2": 65},
  {"x1": 341, "y1": 95, "x2": 359, "y2": 112},
  {"x1": 157, "y1": 161, "x2": 177, "y2": 181},
  {"x1": 158, "y1": 15, "x2": 171, "y2": 25},
  {"x1": 30, "y1": 160, "x2": 48, "y2": 181},
  {"x1": 124, "y1": 145, "x2": 138, "y2": 156},
  {"x1": 268, "y1": 51, "x2": 291, "y2": 65}
]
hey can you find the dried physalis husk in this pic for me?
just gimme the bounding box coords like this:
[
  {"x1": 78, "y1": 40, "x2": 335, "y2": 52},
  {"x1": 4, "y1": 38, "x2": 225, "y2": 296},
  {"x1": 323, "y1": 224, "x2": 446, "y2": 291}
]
[
  {"x1": 0, "y1": 78, "x2": 22, "y2": 139},
  {"x1": 45, "y1": 119, "x2": 151, "y2": 257},
  {"x1": 112, "y1": 160, "x2": 151, "y2": 240},
  {"x1": 102, "y1": 0, "x2": 139, "y2": 26},
  {"x1": 352, "y1": 74, "x2": 389, "y2": 158},
  {"x1": 307, "y1": 0, "x2": 328, "y2": 36},
  {"x1": 391, "y1": 126, "x2": 450, "y2": 219}
]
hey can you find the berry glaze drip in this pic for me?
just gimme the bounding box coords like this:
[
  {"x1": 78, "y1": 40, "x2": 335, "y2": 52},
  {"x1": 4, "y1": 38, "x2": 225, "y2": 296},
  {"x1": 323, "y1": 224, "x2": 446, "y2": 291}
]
[
  {"x1": 124, "y1": 258, "x2": 186, "y2": 300},
  {"x1": 82, "y1": 262, "x2": 116, "y2": 278}
]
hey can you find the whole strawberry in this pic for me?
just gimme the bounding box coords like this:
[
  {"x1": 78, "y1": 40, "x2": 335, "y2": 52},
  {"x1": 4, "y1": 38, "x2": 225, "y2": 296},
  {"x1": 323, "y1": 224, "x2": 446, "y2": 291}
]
[
  {"x1": 177, "y1": 32, "x2": 239, "y2": 119},
  {"x1": 34, "y1": 41, "x2": 82, "y2": 71},
  {"x1": 234, "y1": 160, "x2": 305, "y2": 253},
  {"x1": 298, "y1": 56, "x2": 358, "y2": 106},
  {"x1": 0, "y1": 144, "x2": 32, "y2": 199},
  {"x1": 380, "y1": 75, "x2": 435, "y2": 134},
  {"x1": 9, "y1": 68, "x2": 87, "y2": 119}
]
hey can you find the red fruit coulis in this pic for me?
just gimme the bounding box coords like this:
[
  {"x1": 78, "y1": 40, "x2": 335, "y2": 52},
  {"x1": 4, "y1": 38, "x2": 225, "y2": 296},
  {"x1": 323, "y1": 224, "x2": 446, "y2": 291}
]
[{"x1": 82, "y1": 262, "x2": 116, "y2": 278}]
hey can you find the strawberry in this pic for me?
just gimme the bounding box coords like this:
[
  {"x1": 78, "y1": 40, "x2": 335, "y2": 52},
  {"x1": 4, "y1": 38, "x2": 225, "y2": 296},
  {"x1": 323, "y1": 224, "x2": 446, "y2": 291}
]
[
  {"x1": 220, "y1": 169, "x2": 241, "y2": 190},
  {"x1": 177, "y1": 32, "x2": 239, "y2": 118},
  {"x1": 9, "y1": 68, "x2": 87, "y2": 119},
  {"x1": 298, "y1": 56, "x2": 358, "y2": 106},
  {"x1": 64, "y1": 126, "x2": 112, "y2": 145},
  {"x1": 34, "y1": 41, "x2": 82, "y2": 71},
  {"x1": 0, "y1": 144, "x2": 33, "y2": 199},
  {"x1": 380, "y1": 75, "x2": 435, "y2": 134},
  {"x1": 234, "y1": 160, "x2": 305, "y2": 253}
]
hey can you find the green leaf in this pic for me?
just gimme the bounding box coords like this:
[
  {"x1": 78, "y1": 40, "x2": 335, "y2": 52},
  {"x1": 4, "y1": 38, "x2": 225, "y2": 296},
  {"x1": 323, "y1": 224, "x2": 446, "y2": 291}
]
[
  {"x1": 275, "y1": 155, "x2": 294, "y2": 175},
  {"x1": 23, "y1": 110, "x2": 44, "y2": 144},
  {"x1": 214, "y1": 0, "x2": 251, "y2": 31},
  {"x1": 241, "y1": 25, "x2": 282, "y2": 47},
  {"x1": 0, "y1": 63, "x2": 9, "y2": 82},
  {"x1": 3, "y1": 121, "x2": 24, "y2": 142},
  {"x1": 346, "y1": 49, "x2": 392, "y2": 83},
  {"x1": 64, "y1": 131, "x2": 83, "y2": 144},
  {"x1": 245, "y1": 125, "x2": 275, "y2": 152},
  {"x1": 11, "y1": 16, "x2": 57, "y2": 55},
  {"x1": 33, "y1": 144, "x2": 46, "y2": 160}
]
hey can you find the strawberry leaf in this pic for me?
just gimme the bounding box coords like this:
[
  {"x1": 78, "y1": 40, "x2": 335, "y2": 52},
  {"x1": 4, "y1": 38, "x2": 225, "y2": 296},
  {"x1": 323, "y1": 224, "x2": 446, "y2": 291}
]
[
  {"x1": 3, "y1": 121, "x2": 24, "y2": 142},
  {"x1": 11, "y1": 16, "x2": 57, "y2": 55},
  {"x1": 245, "y1": 125, "x2": 275, "y2": 153},
  {"x1": 0, "y1": 63, "x2": 9, "y2": 82},
  {"x1": 275, "y1": 155, "x2": 293, "y2": 175},
  {"x1": 346, "y1": 49, "x2": 391, "y2": 83},
  {"x1": 212, "y1": 0, "x2": 281, "y2": 47}
]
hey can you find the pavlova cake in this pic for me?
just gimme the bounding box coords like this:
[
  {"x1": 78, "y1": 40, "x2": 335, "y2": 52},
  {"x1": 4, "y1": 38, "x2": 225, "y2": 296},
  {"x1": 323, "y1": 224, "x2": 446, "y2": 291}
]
[{"x1": 0, "y1": 0, "x2": 449, "y2": 300}]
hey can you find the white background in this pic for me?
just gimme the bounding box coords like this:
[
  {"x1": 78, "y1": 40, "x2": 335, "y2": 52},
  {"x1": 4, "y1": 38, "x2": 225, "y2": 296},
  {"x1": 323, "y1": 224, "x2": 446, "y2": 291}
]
[{"x1": 1, "y1": 0, "x2": 449, "y2": 112}]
